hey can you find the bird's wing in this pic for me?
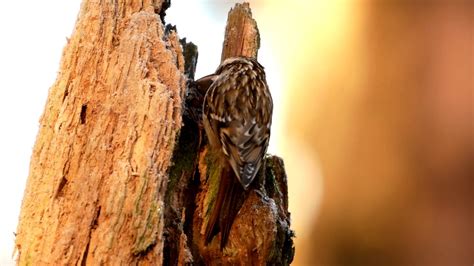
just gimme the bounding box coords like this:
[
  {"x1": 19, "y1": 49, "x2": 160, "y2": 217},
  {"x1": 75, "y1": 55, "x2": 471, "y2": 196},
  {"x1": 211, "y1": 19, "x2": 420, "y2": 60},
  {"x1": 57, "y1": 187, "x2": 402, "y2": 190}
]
[{"x1": 218, "y1": 119, "x2": 270, "y2": 188}]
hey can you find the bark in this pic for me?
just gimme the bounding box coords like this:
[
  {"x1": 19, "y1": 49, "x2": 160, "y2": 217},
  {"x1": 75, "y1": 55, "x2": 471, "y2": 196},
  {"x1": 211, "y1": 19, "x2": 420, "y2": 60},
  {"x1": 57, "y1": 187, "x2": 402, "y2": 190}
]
[
  {"x1": 15, "y1": 1, "x2": 184, "y2": 264},
  {"x1": 16, "y1": 1, "x2": 294, "y2": 265}
]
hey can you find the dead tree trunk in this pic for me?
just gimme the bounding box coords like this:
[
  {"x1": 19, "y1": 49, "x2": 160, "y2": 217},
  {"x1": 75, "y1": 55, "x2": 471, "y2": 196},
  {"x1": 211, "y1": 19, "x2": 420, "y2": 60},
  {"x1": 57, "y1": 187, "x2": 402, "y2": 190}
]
[
  {"x1": 15, "y1": 1, "x2": 184, "y2": 264},
  {"x1": 15, "y1": 1, "x2": 293, "y2": 265}
]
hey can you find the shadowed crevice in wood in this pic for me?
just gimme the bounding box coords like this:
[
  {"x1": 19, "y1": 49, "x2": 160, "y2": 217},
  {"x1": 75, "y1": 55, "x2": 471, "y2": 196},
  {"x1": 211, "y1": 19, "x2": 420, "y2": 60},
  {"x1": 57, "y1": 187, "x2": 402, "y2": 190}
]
[
  {"x1": 163, "y1": 37, "x2": 201, "y2": 266},
  {"x1": 54, "y1": 175, "x2": 68, "y2": 199},
  {"x1": 80, "y1": 104, "x2": 87, "y2": 124}
]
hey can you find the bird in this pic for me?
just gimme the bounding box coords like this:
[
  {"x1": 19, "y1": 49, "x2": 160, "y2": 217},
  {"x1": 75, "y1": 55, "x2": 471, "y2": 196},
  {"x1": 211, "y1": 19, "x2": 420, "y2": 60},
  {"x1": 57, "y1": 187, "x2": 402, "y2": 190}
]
[{"x1": 194, "y1": 56, "x2": 273, "y2": 249}]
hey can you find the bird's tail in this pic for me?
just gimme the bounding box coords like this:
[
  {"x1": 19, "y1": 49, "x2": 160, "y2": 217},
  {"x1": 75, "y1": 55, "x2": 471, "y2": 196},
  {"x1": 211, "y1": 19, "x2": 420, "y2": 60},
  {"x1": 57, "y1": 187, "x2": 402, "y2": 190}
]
[{"x1": 205, "y1": 165, "x2": 247, "y2": 249}]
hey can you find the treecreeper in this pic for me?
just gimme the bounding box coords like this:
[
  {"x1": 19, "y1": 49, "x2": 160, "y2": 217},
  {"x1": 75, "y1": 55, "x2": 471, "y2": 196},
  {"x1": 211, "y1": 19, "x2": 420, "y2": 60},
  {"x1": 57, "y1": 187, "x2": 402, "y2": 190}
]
[{"x1": 195, "y1": 57, "x2": 273, "y2": 249}]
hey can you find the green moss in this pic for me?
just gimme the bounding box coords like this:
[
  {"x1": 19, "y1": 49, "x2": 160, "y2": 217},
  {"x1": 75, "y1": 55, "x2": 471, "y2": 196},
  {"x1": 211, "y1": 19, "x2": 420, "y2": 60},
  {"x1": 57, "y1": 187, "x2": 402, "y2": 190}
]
[
  {"x1": 108, "y1": 178, "x2": 127, "y2": 249},
  {"x1": 203, "y1": 150, "x2": 222, "y2": 219},
  {"x1": 166, "y1": 123, "x2": 199, "y2": 204},
  {"x1": 133, "y1": 201, "x2": 159, "y2": 255},
  {"x1": 264, "y1": 157, "x2": 281, "y2": 199},
  {"x1": 134, "y1": 172, "x2": 149, "y2": 215}
]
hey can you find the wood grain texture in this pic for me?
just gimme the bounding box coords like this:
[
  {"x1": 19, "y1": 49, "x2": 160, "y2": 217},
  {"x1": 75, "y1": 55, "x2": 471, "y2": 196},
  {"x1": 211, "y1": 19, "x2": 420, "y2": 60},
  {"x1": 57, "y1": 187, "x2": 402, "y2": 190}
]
[
  {"x1": 15, "y1": 0, "x2": 185, "y2": 264},
  {"x1": 221, "y1": 3, "x2": 260, "y2": 61}
]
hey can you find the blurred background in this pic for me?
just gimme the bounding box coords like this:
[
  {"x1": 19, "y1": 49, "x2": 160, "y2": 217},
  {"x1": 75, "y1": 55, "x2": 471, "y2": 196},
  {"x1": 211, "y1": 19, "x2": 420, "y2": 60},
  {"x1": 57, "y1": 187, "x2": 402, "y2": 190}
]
[{"x1": 0, "y1": 0, "x2": 472, "y2": 265}]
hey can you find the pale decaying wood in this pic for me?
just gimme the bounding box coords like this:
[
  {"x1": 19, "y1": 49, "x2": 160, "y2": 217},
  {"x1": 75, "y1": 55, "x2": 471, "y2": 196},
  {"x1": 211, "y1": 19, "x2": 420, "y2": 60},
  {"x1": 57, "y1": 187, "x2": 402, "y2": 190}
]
[{"x1": 15, "y1": 0, "x2": 186, "y2": 264}]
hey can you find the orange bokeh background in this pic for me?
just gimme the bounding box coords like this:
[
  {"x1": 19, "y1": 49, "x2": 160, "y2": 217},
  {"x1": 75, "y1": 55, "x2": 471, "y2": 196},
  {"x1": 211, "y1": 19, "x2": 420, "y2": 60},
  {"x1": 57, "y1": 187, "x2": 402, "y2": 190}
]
[{"x1": 245, "y1": 1, "x2": 472, "y2": 265}]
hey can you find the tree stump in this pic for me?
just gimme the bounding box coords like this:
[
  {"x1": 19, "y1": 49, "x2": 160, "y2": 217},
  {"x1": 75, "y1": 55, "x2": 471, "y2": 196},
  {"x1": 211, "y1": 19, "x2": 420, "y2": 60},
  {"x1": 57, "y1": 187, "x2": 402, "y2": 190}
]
[{"x1": 15, "y1": 1, "x2": 294, "y2": 265}]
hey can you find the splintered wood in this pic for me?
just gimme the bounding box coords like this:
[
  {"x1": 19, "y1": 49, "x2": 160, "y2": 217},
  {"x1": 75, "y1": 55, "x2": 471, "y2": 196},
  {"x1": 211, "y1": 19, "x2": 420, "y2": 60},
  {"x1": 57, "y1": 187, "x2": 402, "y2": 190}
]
[{"x1": 15, "y1": 1, "x2": 185, "y2": 264}]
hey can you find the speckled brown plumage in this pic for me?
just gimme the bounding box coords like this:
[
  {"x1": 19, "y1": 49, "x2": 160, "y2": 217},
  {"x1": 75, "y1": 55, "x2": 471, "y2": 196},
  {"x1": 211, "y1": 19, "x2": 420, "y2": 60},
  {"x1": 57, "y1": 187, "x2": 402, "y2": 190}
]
[
  {"x1": 203, "y1": 57, "x2": 272, "y2": 188},
  {"x1": 195, "y1": 56, "x2": 273, "y2": 249}
]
